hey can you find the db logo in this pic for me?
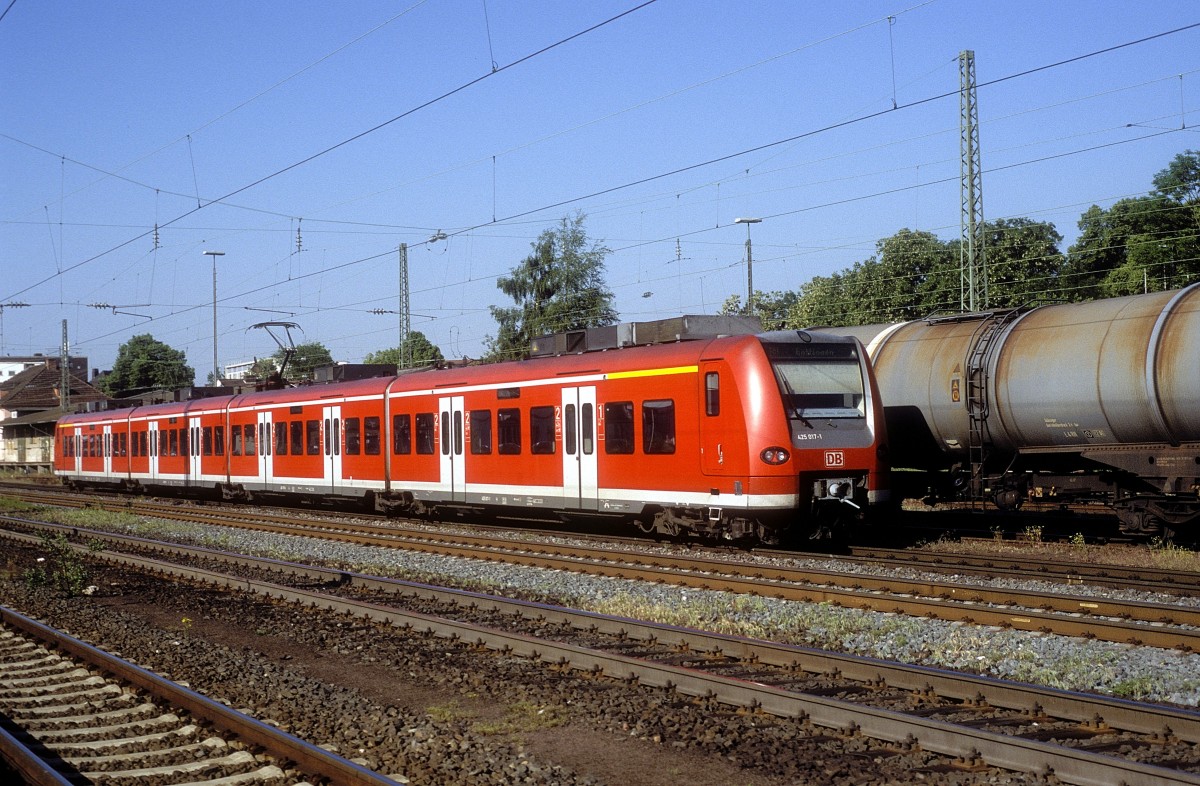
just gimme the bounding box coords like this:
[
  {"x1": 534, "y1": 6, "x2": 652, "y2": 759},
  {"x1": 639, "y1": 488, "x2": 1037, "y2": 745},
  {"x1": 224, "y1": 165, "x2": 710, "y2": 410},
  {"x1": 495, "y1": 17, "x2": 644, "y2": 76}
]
[{"x1": 824, "y1": 450, "x2": 845, "y2": 468}]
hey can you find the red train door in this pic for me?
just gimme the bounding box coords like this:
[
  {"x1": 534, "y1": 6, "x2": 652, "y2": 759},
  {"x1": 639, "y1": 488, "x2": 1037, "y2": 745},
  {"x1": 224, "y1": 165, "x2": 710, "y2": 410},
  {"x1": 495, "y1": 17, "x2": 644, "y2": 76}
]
[
  {"x1": 188, "y1": 416, "x2": 202, "y2": 486},
  {"x1": 699, "y1": 362, "x2": 746, "y2": 477},
  {"x1": 68, "y1": 427, "x2": 82, "y2": 474},
  {"x1": 258, "y1": 411, "x2": 273, "y2": 488},
  {"x1": 102, "y1": 425, "x2": 114, "y2": 481},
  {"x1": 562, "y1": 386, "x2": 598, "y2": 510},
  {"x1": 322, "y1": 405, "x2": 341, "y2": 494},
  {"x1": 148, "y1": 421, "x2": 160, "y2": 481},
  {"x1": 438, "y1": 396, "x2": 465, "y2": 501}
]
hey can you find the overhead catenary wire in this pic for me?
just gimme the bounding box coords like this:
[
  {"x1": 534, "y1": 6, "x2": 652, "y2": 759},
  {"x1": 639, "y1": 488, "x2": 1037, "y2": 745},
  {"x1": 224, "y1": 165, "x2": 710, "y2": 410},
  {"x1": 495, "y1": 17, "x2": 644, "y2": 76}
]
[
  {"x1": 8, "y1": 12, "x2": 1198, "y2": 362},
  {"x1": 0, "y1": 0, "x2": 663, "y2": 304}
]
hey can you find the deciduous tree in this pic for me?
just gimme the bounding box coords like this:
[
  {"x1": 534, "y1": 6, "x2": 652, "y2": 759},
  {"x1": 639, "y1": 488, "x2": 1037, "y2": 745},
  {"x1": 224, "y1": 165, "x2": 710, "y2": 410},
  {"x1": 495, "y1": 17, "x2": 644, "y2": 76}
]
[
  {"x1": 364, "y1": 332, "x2": 444, "y2": 368},
  {"x1": 100, "y1": 334, "x2": 194, "y2": 395},
  {"x1": 486, "y1": 213, "x2": 617, "y2": 361}
]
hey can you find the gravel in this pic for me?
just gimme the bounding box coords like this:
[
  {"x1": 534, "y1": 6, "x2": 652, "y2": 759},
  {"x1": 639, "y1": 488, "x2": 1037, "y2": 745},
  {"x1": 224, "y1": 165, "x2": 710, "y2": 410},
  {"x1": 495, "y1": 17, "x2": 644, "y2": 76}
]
[{"x1": 39, "y1": 511, "x2": 1200, "y2": 707}]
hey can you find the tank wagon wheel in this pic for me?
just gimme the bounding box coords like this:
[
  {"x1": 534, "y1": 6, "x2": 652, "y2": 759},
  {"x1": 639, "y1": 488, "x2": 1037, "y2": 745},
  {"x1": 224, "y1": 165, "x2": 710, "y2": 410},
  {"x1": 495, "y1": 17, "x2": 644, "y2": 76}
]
[{"x1": 1114, "y1": 498, "x2": 1188, "y2": 544}]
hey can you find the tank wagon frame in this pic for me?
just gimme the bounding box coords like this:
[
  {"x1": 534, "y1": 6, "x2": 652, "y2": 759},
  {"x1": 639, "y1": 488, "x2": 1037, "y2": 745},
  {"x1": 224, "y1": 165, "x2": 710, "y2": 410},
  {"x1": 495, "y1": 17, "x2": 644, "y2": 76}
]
[{"x1": 56, "y1": 316, "x2": 889, "y2": 544}]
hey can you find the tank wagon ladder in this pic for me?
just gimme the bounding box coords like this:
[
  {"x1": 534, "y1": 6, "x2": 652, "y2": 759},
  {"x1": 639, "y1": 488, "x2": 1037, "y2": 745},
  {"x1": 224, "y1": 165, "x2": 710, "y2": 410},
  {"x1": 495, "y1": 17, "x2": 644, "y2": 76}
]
[{"x1": 964, "y1": 309, "x2": 1020, "y2": 503}]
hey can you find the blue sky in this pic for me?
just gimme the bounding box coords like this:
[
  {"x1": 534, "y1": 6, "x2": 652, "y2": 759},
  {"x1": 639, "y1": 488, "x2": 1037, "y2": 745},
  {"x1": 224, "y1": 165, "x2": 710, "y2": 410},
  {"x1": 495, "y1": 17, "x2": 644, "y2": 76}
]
[{"x1": 2, "y1": 1, "x2": 1197, "y2": 381}]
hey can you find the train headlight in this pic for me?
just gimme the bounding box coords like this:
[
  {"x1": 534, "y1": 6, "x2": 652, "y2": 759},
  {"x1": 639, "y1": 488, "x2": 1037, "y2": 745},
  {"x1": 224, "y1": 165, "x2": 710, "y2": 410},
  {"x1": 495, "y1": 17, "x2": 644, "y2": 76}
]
[{"x1": 760, "y1": 447, "x2": 790, "y2": 465}]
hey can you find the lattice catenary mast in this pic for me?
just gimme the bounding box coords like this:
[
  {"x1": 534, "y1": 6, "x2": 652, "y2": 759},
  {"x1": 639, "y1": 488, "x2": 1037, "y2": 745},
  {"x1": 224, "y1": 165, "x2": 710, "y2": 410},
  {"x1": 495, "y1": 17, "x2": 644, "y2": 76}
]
[
  {"x1": 398, "y1": 243, "x2": 411, "y2": 371},
  {"x1": 959, "y1": 49, "x2": 987, "y2": 312}
]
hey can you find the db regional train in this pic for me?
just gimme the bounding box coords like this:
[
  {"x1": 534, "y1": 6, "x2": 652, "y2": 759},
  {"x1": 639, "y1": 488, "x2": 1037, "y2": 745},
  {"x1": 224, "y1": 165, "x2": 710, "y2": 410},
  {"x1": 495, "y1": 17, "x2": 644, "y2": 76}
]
[
  {"x1": 55, "y1": 316, "x2": 890, "y2": 544},
  {"x1": 822, "y1": 284, "x2": 1200, "y2": 541}
]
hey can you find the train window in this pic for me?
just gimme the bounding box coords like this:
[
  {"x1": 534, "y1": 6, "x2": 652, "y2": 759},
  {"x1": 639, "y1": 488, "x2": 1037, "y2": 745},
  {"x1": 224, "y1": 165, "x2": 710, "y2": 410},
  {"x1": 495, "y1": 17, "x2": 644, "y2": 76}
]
[
  {"x1": 231, "y1": 427, "x2": 242, "y2": 456},
  {"x1": 565, "y1": 404, "x2": 577, "y2": 455},
  {"x1": 582, "y1": 403, "x2": 594, "y2": 455},
  {"x1": 345, "y1": 417, "x2": 361, "y2": 455},
  {"x1": 141, "y1": 431, "x2": 149, "y2": 457},
  {"x1": 705, "y1": 372, "x2": 720, "y2": 416},
  {"x1": 214, "y1": 426, "x2": 224, "y2": 456},
  {"x1": 169, "y1": 429, "x2": 179, "y2": 457},
  {"x1": 306, "y1": 420, "x2": 321, "y2": 455},
  {"x1": 244, "y1": 424, "x2": 256, "y2": 456},
  {"x1": 604, "y1": 402, "x2": 635, "y2": 454},
  {"x1": 643, "y1": 400, "x2": 676, "y2": 454},
  {"x1": 470, "y1": 410, "x2": 492, "y2": 455},
  {"x1": 291, "y1": 421, "x2": 303, "y2": 455},
  {"x1": 160, "y1": 430, "x2": 169, "y2": 457},
  {"x1": 497, "y1": 408, "x2": 520, "y2": 454},
  {"x1": 275, "y1": 422, "x2": 287, "y2": 456},
  {"x1": 364, "y1": 417, "x2": 381, "y2": 455},
  {"x1": 530, "y1": 406, "x2": 555, "y2": 454},
  {"x1": 203, "y1": 427, "x2": 213, "y2": 456},
  {"x1": 393, "y1": 414, "x2": 412, "y2": 455},
  {"x1": 454, "y1": 412, "x2": 464, "y2": 456},
  {"x1": 440, "y1": 412, "x2": 450, "y2": 456},
  {"x1": 416, "y1": 413, "x2": 435, "y2": 455},
  {"x1": 771, "y1": 357, "x2": 865, "y2": 419}
]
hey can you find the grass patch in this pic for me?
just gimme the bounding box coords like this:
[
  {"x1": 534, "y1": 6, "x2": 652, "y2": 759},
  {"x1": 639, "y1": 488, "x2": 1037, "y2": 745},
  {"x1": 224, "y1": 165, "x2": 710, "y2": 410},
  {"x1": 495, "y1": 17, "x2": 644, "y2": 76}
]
[
  {"x1": 472, "y1": 701, "x2": 569, "y2": 736},
  {"x1": 0, "y1": 495, "x2": 45, "y2": 514}
]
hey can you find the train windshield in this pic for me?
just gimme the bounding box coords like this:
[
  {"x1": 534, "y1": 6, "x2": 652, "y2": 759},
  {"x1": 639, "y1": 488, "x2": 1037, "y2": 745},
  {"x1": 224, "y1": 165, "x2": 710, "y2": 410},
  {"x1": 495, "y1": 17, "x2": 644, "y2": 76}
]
[{"x1": 764, "y1": 342, "x2": 865, "y2": 419}]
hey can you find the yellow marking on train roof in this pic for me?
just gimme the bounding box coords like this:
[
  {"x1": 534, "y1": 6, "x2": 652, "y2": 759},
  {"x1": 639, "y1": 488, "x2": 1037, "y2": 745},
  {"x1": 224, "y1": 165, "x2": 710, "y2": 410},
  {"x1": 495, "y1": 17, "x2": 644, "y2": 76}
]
[{"x1": 606, "y1": 365, "x2": 699, "y2": 380}]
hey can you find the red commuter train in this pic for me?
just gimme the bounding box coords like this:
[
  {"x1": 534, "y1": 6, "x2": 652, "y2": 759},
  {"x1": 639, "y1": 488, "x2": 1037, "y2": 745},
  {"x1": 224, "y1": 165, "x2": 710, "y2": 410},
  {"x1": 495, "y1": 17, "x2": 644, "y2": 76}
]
[{"x1": 54, "y1": 316, "x2": 890, "y2": 543}]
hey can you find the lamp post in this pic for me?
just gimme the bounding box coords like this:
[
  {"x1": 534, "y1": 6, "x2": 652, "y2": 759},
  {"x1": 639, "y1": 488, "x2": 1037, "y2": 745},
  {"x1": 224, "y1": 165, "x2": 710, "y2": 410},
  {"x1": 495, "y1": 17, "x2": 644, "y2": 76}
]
[
  {"x1": 734, "y1": 217, "x2": 761, "y2": 314},
  {"x1": 202, "y1": 250, "x2": 225, "y2": 384}
]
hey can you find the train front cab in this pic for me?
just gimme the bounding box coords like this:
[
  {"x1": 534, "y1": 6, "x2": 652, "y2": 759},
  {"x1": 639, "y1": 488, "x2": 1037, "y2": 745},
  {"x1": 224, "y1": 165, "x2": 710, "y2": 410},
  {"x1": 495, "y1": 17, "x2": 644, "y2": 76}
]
[{"x1": 751, "y1": 331, "x2": 890, "y2": 539}]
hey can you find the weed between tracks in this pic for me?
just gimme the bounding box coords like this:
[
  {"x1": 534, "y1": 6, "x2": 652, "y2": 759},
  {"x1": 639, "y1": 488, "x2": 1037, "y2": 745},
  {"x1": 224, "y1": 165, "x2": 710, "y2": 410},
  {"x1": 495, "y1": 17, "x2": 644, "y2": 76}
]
[
  {"x1": 921, "y1": 533, "x2": 1200, "y2": 572},
  {"x1": 426, "y1": 698, "x2": 568, "y2": 737}
]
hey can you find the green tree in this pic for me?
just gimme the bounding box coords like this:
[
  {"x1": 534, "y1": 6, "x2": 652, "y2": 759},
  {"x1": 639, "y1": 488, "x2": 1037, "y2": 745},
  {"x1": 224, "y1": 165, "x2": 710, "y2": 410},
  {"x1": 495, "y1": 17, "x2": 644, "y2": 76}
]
[
  {"x1": 274, "y1": 341, "x2": 333, "y2": 381},
  {"x1": 719, "y1": 290, "x2": 797, "y2": 330},
  {"x1": 1152, "y1": 149, "x2": 1200, "y2": 203},
  {"x1": 100, "y1": 334, "x2": 194, "y2": 395},
  {"x1": 248, "y1": 357, "x2": 278, "y2": 379},
  {"x1": 982, "y1": 218, "x2": 1065, "y2": 308},
  {"x1": 364, "y1": 331, "x2": 444, "y2": 369},
  {"x1": 1067, "y1": 151, "x2": 1200, "y2": 298},
  {"x1": 485, "y1": 213, "x2": 617, "y2": 361}
]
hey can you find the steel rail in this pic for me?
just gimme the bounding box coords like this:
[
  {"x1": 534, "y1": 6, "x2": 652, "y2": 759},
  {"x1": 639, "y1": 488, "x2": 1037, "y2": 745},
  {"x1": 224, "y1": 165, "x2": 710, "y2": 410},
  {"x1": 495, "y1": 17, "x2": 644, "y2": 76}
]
[
  {"x1": 7, "y1": 523, "x2": 1200, "y2": 763},
  {"x1": 13, "y1": 486, "x2": 1200, "y2": 595},
  {"x1": 0, "y1": 725, "x2": 75, "y2": 786},
  {"x1": 54, "y1": 541, "x2": 1200, "y2": 782},
  {"x1": 0, "y1": 603, "x2": 399, "y2": 786},
  {"x1": 7, "y1": 501, "x2": 1200, "y2": 653},
  {"x1": 848, "y1": 544, "x2": 1200, "y2": 592}
]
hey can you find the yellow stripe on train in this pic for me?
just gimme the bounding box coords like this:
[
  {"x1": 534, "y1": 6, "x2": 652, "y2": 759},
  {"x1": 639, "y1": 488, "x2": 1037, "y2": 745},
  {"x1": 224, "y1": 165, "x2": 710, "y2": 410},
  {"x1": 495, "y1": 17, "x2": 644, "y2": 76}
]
[{"x1": 605, "y1": 365, "x2": 698, "y2": 380}]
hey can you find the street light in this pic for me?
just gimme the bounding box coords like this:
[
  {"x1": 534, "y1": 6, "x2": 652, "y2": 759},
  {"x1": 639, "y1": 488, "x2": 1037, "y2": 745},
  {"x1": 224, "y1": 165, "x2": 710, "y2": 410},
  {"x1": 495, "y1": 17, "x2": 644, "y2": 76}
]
[
  {"x1": 202, "y1": 250, "x2": 225, "y2": 385},
  {"x1": 734, "y1": 217, "x2": 762, "y2": 313}
]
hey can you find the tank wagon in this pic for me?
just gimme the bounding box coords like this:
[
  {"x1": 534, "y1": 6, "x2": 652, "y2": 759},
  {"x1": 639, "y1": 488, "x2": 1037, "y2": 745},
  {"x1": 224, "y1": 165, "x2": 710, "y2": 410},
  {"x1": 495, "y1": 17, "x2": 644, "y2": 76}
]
[
  {"x1": 823, "y1": 284, "x2": 1200, "y2": 540},
  {"x1": 55, "y1": 316, "x2": 889, "y2": 543}
]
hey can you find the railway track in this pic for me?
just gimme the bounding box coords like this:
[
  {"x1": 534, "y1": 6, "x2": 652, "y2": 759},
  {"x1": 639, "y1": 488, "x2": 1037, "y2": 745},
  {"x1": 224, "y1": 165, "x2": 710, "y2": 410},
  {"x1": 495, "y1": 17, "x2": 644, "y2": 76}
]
[
  {"x1": 847, "y1": 543, "x2": 1200, "y2": 594},
  {"x1": 3, "y1": 523, "x2": 1200, "y2": 785},
  {"x1": 8, "y1": 489, "x2": 1200, "y2": 652},
  {"x1": 0, "y1": 604, "x2": 399, "y2": 786}
]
